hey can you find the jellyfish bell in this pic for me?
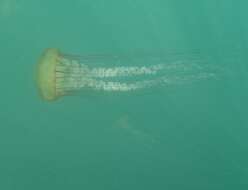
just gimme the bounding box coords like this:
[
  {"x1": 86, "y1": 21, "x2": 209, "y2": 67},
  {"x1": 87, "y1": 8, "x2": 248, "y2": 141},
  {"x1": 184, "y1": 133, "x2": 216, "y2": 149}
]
[{"x1": 36, "y1": 48, "x2": 61, "y2": 101}]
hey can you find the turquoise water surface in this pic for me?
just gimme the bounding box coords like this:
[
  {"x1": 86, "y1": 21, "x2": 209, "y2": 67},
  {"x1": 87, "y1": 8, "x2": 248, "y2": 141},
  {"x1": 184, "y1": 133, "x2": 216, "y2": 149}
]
[{"x1": 1, "y1": 0, "x2": 248, "y2": 189}]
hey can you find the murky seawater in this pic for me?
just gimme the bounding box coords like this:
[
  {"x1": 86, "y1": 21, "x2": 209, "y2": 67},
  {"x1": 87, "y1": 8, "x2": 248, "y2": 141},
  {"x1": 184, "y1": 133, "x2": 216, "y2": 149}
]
[{"x1": 1, "y1": 0, "x2": 248, "y2": 189}]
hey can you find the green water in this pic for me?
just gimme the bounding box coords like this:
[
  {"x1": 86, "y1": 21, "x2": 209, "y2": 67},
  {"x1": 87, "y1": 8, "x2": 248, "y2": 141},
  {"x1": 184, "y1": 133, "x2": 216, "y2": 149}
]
[{"x1": 1, "y1": 0, "x2": 248, "y2": 189}]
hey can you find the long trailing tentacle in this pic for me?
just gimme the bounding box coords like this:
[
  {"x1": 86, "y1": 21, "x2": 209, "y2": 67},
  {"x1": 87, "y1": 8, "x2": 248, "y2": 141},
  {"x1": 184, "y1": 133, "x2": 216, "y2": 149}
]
[{"x1": 54, "y1": 53, "x2": 221, "y2": 95}]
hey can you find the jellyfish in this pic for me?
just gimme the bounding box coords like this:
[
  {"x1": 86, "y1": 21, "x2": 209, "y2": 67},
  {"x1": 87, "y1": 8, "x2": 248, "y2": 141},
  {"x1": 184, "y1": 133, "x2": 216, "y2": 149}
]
[{"x1": 36, "y1": 48, "x2": 220, "y2": 101}]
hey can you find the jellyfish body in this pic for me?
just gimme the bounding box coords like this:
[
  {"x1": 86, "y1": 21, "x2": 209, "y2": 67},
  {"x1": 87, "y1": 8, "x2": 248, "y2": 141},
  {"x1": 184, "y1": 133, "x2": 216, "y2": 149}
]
[
  {"x1": 37, "y1": 48, "x2": 60, "y2": 101},
  {"x1": 36, "y1": 48, "x2": 220, "y2": 101}
]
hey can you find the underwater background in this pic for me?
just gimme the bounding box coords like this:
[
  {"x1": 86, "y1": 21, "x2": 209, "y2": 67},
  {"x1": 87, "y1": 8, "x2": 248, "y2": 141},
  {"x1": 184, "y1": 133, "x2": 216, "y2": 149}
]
[{"x1": 1, "y1": 0, "x2": 248, "y2": 189}]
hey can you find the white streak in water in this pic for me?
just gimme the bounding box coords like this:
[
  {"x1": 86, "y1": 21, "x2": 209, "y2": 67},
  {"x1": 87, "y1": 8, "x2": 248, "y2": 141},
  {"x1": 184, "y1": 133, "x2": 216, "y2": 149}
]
[{"x1": 56, "y1": 56, "x2": 220, "y2": 94}]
